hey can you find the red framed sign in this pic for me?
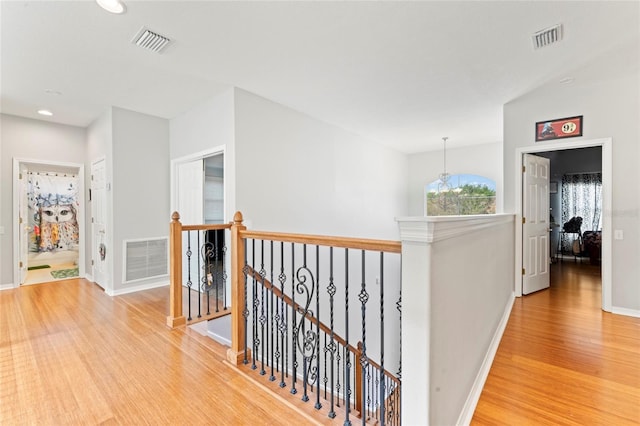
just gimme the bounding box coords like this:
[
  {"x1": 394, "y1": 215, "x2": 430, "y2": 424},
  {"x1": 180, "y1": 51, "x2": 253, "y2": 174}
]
[{"x1": 535, "y1": 115, "x2": 583, "y2": 142}]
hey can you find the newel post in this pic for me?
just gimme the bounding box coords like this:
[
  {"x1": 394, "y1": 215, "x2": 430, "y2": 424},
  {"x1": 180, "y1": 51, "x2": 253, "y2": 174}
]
[
  {"x1": 167, "y1": 212, "x2": 186, "y2": 328},
  {"x1": 227, "y1": 211, "x2": 248, "y2": 365}
]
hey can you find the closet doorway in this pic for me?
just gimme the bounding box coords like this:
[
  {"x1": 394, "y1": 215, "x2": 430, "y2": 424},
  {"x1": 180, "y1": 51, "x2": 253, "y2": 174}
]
[{"x1": 13, "y1": 159, "x2": 86, "y2": 286}]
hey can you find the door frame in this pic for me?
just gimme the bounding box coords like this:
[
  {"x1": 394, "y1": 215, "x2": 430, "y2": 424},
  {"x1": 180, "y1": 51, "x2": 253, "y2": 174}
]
[
  {"x1": 90, "y1": 157, "x2": 108, "y2": 290},
  {"x1": 514, "y1": 138, "x2": 612, "y2": 311},
  {"x1": 170, "y1": 145, "x2": 227, "y2": 222},
  {"x1": 12, "y1": 158, "x2": 86, "y2": 288}
]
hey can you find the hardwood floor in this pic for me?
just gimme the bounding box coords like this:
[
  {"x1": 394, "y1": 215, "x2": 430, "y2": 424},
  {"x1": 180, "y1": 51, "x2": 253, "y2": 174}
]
[
  {"x1": 0, "y1": 279, "x2": 323, "y2": 425},
  {"x1": 472, "y1": 262, "x2": 640, "y2": 425},
  {"x1": 3, "y1": 262, "x2": 638, "y2": 425}
]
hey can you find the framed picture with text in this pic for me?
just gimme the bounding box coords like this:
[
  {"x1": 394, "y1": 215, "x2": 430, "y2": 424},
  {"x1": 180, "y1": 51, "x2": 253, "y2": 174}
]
[{"x1": 535, "y1": 115, "x2": 583, "y2": 142}]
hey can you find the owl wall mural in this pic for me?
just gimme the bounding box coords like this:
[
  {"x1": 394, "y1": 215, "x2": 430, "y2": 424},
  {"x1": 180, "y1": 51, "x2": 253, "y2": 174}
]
[{"x1": 27, "y1": 172, "x2": 80, "y2": 252}]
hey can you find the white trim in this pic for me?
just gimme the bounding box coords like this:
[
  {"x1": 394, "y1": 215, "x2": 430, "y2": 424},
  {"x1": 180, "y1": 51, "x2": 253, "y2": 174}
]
[
  {"x1": 456, "y1": 293, "x2": 515, "y2": 426},
  {"x1": 84, "y1": 273, "x2": 94, "y2": 283},
  {"x1": 513, "y1": 138, "x2": 612, "y2": 312},
  {"x1": 13, "y1": 158, "x2": 86, "y2": 288},
  {"x1": 397, "y1": 214, "x2": 514, "y2": 243},
  {"x1": 611, "y1": 307, "x2": 640, "y2": 318},
  {"x1": 107, "y1": 280, "x2": 169, "y2": 296},
  {"x1": 0, "y1": 283, "x2": 16, "y2": 291}
]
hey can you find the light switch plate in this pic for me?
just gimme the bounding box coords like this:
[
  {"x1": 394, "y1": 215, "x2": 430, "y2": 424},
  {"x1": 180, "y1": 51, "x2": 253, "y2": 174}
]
[
  {"x1": 0, "y1": 226, "x2": 4, "y2": 235},
  {"x1": 614, "y1": 229, "x2": 624, "y2": 240}
]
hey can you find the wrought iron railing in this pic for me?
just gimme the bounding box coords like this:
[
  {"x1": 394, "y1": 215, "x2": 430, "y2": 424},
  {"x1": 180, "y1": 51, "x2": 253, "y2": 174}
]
[
  {"x1": 236, "y1": 217, "x2": 402, "y2": 425},
  {"x1": 167, "y1": 212, "x2": 402, "y2": 425},
  {"x1": 166, "y1": 212, "x2": 231, "y2": 327}
]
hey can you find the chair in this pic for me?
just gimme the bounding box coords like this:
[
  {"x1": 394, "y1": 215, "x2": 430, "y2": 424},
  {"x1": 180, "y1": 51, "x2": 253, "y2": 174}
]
[{"x1": 558, "y1": 216, "x2": 583, "y2": 262}]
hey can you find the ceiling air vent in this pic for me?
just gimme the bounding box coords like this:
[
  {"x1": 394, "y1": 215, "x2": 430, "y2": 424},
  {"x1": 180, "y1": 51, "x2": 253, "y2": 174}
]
[
  {"x1": 532, "y1": 24, "x2": 563, "y2": 50},
  {"x1": 132, "y1": 27, "x2": 172, "y2": 53}
]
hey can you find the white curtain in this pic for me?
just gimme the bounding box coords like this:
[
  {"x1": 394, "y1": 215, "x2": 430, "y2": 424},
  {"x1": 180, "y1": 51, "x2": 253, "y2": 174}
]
[
  {"x1": 27, "y1": 172, "x2": 80, "y2": 252},
  {"x1": 28, "y1": 173, "x2": 79, "y2": 209},
  {"x1": 561, "y1": 172, "x2": 602, "y2": 251}
]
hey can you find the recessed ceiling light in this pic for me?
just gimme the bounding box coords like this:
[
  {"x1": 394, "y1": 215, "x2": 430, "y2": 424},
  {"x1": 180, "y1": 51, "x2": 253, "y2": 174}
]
[
  {"x1": 37, "y1": 109, "x2": 53, "y2": 116},
  {"x1": 96, "y1": 0, "x2": 126, "y2": 14},
  {"x1": 45, "y1": 89, "x2": 62, "y2": 95}
]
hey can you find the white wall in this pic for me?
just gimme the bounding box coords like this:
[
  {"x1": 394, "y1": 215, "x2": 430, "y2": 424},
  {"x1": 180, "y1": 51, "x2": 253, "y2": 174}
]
[
  {"x1": 169, "y1": 88, "x2": 236, "y2": 222},
  {"x1": 398, "y1": 215, "x2": 515, "y2": 425},
  {"x1": 0, "y1": 114, "x2": 86, "y2": 286},
  {"x1": 169, "y1": 88, "x2": 235, "y2": 160},
  {"x1": 234, "y1": 88, "x2": 408, "y2": 240},
  {"x1": 504, "y1": 43, "x2": 640, "y2": 313},
  {"x1": 407, "y1": 142, "x2": 503, "y2": 216},
  {"x1": 111, "y1": 107, "x2": 170, "y2": 293}
]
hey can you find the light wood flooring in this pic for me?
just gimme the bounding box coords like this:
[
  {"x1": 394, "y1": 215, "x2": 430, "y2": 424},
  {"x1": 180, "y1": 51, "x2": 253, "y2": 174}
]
[
  {"x1": 472, "y1": 262, "x2": 640, "y2": 425},
  {"x1": 2, "y1": 262, "x2": 638, "y2": 425},
  {"x1": 0, "y1": 278, "x2": 325, "y2": 425}
]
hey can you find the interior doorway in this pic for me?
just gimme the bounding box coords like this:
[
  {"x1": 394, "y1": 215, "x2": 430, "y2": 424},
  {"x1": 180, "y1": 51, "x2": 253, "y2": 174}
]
[
  {"x1": 13, "y1": 158, "x2": 86, "y2": 286},
  {"x1": 515, "y1": 138, "x2": 612, "y2": 311}
]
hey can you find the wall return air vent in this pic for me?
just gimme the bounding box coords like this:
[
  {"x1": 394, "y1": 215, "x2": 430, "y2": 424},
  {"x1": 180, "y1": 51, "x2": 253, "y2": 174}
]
[
  {"x1": 132, "y1": 27, "x2": 171, "y2": 53},
  {"x1": 532, "y1": 24, "x2": 563, "y2": 50}
]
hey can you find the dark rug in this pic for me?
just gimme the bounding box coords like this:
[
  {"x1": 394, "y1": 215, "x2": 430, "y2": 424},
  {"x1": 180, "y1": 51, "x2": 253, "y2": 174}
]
[{"x1": 28, "y1": 265, "x2": 51, "y2": 270}]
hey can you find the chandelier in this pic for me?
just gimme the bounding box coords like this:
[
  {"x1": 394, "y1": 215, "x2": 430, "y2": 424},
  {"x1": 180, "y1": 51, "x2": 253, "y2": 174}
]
[{"x1": 437, "y1": 137, "x2": 451, "y2": 193}]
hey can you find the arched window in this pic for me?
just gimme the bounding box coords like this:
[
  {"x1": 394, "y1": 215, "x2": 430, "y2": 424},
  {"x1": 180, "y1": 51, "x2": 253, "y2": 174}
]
[{"x1": 425, "y1": 174, "x2": 496, "y2": 216}]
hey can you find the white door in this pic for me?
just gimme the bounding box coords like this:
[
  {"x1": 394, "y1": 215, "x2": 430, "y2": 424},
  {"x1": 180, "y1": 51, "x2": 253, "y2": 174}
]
[
  {"x1": 91, "y1": 159, "x2": 107, "y2": 289},
  {"x1": 522, "y1": 154, "x2": 551, "y2": 295},
  {"x1": 176, "y1": 160, "x2": 204, "y2": 288},
  {"x1": 18, "y1": 166, "x2": 29, "y2": 284},
  {"x1": 176, "y1": 160, "x2": 204, "y2": 224}
]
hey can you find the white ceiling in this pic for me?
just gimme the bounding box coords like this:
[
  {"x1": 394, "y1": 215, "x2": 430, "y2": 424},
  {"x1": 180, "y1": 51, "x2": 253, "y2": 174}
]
[{"x1": 1, "y1": 1, "x2": 638, "y2": 153}]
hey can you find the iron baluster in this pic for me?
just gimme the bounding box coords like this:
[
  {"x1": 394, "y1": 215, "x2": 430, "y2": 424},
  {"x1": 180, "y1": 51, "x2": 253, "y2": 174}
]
[
  {"x1": 222, "y1": 232, "x2": 228, "y2": 310},
  {"x1": 252, "y1": 239, "x2": 258, "y2": 370},
  {"x1": 197, "y1": 231, "x2": 202, "y2": 319},
  {"x1": 278, "y1": 242, "x2": 287, "y2": 388},
  {"x1": 359, "y1": 249, "x2": 369, "y2": 426},
  {"x1": 397, "y1": 284, "x2": 402, "y2": 380},
  {"x1": 259, "y1": 240, "x2": 266, "y2": 376},
  {"x1": 344, "y1": 248, "x2": 351, "y2": 426},
  {"x1": 327, "y1": 247, "x2": 337, "y2": 418},
  {"x1": 300, "y1": 244, "x2": 309, "y2": 403},
  {"x1": 242, "y1": 238, "x2": 249, "y2": 365},
  {"x1": 323, "y1": 333, "x2": 328, "y2": 400},
  {"x1": 315, "y1": 245, "x2": 322, "y2": 410},
  {"x1": 269, "y1": 240, "x2": 276, "y2": 381},
  {"x1": 336, "y1": 342, "x2": 341, "y2": 408},
  {"x1": 290, "y1": 243, "x2": 297, "y2": 395},
  {"x1": 380, "y1": 252, "x2": 385, "y2": 426}
]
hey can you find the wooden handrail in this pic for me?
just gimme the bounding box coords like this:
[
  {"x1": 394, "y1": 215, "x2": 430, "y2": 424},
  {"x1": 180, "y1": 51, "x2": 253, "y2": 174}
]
[
  {"x1": 240, "y1": 230, "x2": 401, "y2": 254},
  {"x1": 182, "y1": 223, "x2": 232, "y2": 231}
]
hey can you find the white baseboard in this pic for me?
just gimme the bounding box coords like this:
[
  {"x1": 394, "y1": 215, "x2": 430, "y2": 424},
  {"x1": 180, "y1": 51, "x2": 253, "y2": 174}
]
[
  {"x1": 109, "y1": 280, "x2": 169, "y2": 296},
  {"x1": 0, "y1": 283, "x2": 16, "y2": 291},
  {"x1": 84, "y1": 273, "x2": 94, "y2": 283},
  {"x1": 456, "y1": 292, "x2": 515, "y2": 426},
  {"x1": 611, "y1": 306, "x2": 640, "y2": 318}
]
